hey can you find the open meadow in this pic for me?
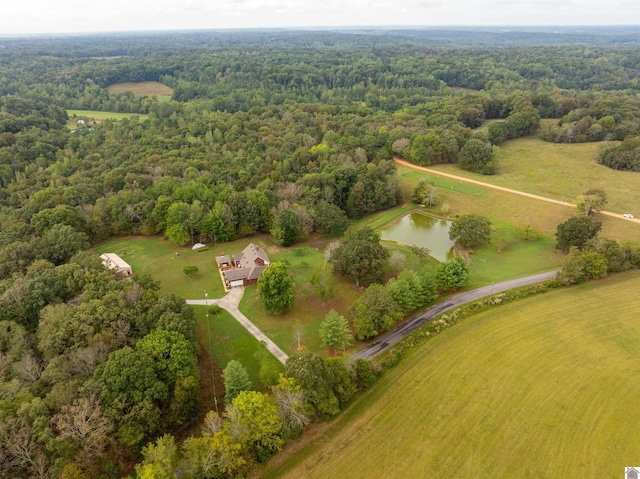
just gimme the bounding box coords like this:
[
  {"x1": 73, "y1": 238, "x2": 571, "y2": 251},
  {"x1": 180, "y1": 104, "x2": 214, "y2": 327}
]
[
  {"x1": 106, "y1": 81, "x2": 174, "y2": 100},
  {"x1": 258, "y1": 270, "x2": 640, "y2": 479}
]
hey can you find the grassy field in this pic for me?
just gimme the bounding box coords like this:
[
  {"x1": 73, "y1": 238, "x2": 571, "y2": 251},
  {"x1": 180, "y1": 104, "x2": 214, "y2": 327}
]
[
  {"x1": 258, "y1": 270, "x2": 640, "y2": 478},
  {"x1": 106, "y1": 81, "x2": 174, "y2": 100},
  {"x1": 420, "y1": 136, "x2": 640, "y2": 238},
  {"x1": 195, "y1": 307, "x2": 269, "y2": 388},
  {"x1": 66, "y1": 109, "x2": 148, "y2": 129}
]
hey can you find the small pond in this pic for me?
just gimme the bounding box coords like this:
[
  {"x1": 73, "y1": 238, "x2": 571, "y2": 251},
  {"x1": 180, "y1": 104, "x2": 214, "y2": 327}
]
[{"x1": 380, "y1": 212, "x2": 454, "y2": 262}]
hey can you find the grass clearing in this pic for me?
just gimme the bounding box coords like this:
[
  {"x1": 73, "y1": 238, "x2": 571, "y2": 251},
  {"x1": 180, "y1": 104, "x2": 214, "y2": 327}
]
[
  {"x1": 106, "y1": 81, "x2": 174, "y2": 100},
  {"x1": 195, "y1": 307, "x2": 268, "y2": 389},
  {"x1": 258, "y1": 270, "x2": 640, "y2": 478},
  {"x1": 420, "y1": 136, "x2": 640, "y2": 239},
  {"x1": 66, "y1": 109, "x2": 148, "y2": 128}
]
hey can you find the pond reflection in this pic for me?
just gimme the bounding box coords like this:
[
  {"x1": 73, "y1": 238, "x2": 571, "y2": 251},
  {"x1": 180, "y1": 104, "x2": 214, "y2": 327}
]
[{"x1": 380, "y1": 212, "x2": 454, "y2": 262}]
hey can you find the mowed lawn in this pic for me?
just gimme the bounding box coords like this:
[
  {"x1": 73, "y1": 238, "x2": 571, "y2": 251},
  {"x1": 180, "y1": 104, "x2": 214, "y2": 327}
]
[{"x1": 259, "y1": 270, "x2": 640, "y2": 478}]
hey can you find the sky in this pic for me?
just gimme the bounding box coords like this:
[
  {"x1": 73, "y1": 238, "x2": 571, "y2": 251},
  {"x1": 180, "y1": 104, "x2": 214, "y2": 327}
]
[{"x1": 1, "y1": 0, "x2": 638, "y2": 35}]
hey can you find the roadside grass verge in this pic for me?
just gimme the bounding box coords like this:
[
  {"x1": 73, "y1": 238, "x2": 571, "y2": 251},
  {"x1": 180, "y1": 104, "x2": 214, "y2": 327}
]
[{"x1": 256, "y1": 270, "x2": 640, "y2": 479}]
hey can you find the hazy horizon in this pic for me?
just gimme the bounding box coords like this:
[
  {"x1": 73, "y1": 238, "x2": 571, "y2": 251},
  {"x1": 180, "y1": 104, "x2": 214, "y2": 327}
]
[{"x1": 1, "y1": 0, "x2": 638, "y2": 36}]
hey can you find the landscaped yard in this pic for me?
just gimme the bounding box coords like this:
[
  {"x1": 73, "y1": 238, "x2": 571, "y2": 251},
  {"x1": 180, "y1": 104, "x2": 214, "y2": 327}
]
[{"x1": 257, "y1": 270, "x2": 640, "y2": 478}]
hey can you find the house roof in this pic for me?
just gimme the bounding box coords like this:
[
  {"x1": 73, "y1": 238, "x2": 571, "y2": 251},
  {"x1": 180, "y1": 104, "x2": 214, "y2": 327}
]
[
  {"x1": 100, "y1": 253, "x2": 132, "y2": 271},
  {"x1": 216, "y1": 254, "x2": 231, "y2": 265},
  {"x1": 222, "y1": 244, "x2": 270, "y2": 283},
  {"x1": 237, "y1": 243, "x2": 270, "y2": 269}
]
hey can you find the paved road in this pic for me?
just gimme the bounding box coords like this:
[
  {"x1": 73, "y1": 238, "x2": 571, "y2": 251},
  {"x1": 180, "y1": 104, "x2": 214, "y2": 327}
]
[
  {"x1": 353, "y1": 270, "x2": 558, "y2": 361},
  {"x1": 395, "y1": 157, "x2": 640, "y2": 224},
  {"x1": 187, "y1": 288, "x2": 289, "y2": 364}
]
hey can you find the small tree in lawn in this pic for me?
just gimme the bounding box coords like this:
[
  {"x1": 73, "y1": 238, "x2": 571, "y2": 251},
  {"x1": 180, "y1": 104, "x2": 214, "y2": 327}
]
[
  {"x1": 449, "y1": 214, "x2": 491, "y2": 250},
  {"x1": 224, "y1": 360, "x2": 253, "y2": 403},
  {"x1": 576, "y1": 188, "x2": 607, "y2": 216},
  {"x1": 555, "y1": 216, "x2": 602, "y2": 252},
  {"x1": 388, "y1": 251, "x2": 406, "y2": 274},
  {"x1": 311, "y1": 260, "x2": 335, "y2": 301},
  {"x1": 258, "y1": 262, "x2": 294, "y2": 314},
  {"x1": 436, "y1": 256, "x2": 469, "y2": 292},
  {"x1": 183, "y1": 265, "x2": 198, "y2": 277},
  {"x1": 330, "y1": 225, "x2": 389, "y2": 287},
  {"x1": 319, "y1": 310, "x2": 352, "y2": 351}
]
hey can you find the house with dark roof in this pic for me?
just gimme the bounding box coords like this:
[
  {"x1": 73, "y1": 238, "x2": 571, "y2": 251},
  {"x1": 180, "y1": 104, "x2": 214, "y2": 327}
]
[{"x1": 216, "y1": 243, "x2": 270, "y2": 288}]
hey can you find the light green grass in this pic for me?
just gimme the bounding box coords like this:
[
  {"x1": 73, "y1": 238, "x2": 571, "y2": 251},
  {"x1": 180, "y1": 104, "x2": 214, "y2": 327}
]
[
  {"x1": 258, "y1": 270, "x2": 640, "y2": 478},
  {"x1": 422, "y1": 136, "x2": 640, "y2": 240},
  {"x1": 195, "y1": 307, "x2": 267, "y2": 389},
  {"x1": 66, "y1": 109, "x2": 148, "y2": 128},
  {"x1": 92, "y1": 236, "x2": 268, "y2": 299},
  {"x1": 239, "y1": 245, "x2": 362, "y2": 356}
]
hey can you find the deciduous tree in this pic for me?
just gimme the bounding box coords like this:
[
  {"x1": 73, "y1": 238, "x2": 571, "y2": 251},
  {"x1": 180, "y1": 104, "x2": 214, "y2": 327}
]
[
  {"x1": 449, "y1": 214, "x2": 491, "y2": 249},
  {"x1": 330, "y1": 225, "x2": 389, "y2": 287},
  {"x1": 257, "y1": 262, "x2": 294, "y2": 314}
]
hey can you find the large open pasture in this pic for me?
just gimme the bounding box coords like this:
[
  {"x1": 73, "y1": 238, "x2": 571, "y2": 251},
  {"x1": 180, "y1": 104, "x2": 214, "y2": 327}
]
[
  {"x1": 420, "y1": 136, "x2": 640, "y2": 238},
  {"x1": 106, "y1": 81, "x2": 174, "y2": 99},
  {"x1": 259, "y1": 270, "x2": 640, "y2": 479}
]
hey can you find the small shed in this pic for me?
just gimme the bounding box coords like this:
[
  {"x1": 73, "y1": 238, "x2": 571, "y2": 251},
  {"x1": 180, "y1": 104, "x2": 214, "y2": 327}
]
[{"x1": 100, "y1": 253, "x2": 133, "y2": 277}]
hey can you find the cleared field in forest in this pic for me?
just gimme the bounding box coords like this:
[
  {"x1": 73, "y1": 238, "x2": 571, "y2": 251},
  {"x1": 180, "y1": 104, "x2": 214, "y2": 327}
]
[
  {"x1": 259, "y1": 270, "x2": 640, "y2": 479},
  {"x1": 106, "y1": 81, "x2": 174, "y2": 98}
]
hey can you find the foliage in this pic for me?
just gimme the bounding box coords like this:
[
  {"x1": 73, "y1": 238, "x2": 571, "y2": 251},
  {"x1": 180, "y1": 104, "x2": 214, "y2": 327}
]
[
  {"x1": 284, "y1": 353, "x2": 341, "y2": 418},
  {"x1": 387, "y1": 270, "x2": 437, "y2": 312},
  {"x1": 556, "y1": 248, "x2": 608, "y2": 285},
  {"x1": 224, "y1": 360, "x2": 253, "y2": 403},
  {"x1": 436, "y1": 256, "x2": 469, "y2": 292},
  {"x1": 449, "y1": 214, "x2": 492, "y2": 249},
  {"x1": 272, "y1": 376, "x2": 311, "y2": 439},
  {"x1": 319, "y1": 310, "x2": 352, "y2": 351},
  {"x1": 411, "y1": 180, "x2": 438, "y2": 206},
  {"x1": 182, "y1": 265, "x2": 198, "y2": 277},
  {"x1": 351, "y1": 284, "x2": 402, "y2": 340},
  {"x1": 135, "y1": 434, "x2": 179, "y2": 479},
  {"x1": 515, "y1": 221, "x2": 541, "y2": 241},
  {"x1": 226, "y1": 390, "x2": 284, "y2": 462},
  {"x1": 458, "y1": 139, "x2": 494, "y2": 174},
  {"x1": 258, "y1": 262, "x2": 294, "y2": 314},
  {"x1": 597, "y1": 136, "x2": 640, "y2": 171},
  {"x1": 271, "y1": 209, "x2": 303, "y2": 247},
  {"x1": 310, "y1": 260, "x2": 335, "y2": 301},
  {"x1": 575, "y1": 188, "x2": 607, "y2": 216},
  {"x1": 330, "y1": 225, "x2": 389, "y2": 287},
  {"x1": 353, "y1": 358, "x2": 377, "y2": 391},
  {"x1": 555, "y1": 216, "x2": 602, "y2": 252}
]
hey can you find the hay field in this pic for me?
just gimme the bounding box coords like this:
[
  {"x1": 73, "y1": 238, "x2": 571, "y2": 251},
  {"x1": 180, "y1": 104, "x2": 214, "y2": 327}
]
[{"x1": 260, "y1": 270, "x2": 640, "y2": 479}]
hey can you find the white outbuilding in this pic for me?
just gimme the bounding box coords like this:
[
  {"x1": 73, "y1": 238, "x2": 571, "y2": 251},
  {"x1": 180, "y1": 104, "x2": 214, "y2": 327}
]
[{"x1": 100, "y1": 253, "x2": 133, "y2": 277}]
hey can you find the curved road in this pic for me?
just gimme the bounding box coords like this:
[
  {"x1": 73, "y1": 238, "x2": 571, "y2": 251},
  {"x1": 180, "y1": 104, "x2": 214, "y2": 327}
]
[
  {"x1": 354, "y1": 270, "x2": 558, "y2": 361},
  {"x1": 395, "y1": 158, "x2": 640, "y2": 224}
]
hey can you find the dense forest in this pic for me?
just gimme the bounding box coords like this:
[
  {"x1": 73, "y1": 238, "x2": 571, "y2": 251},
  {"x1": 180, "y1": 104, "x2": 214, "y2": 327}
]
[{"x1": 0, "y1": 28, "x2": 639, "y2": 478}]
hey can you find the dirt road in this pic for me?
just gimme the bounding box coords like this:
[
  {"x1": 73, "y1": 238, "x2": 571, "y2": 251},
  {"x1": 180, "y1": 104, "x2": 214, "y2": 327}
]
[{"x1": 395, "y1": 157, "x2": 640, "y2": 224}]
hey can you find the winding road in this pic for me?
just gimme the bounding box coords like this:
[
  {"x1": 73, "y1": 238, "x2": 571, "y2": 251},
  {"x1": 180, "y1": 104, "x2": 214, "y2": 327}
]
[{"x1": 354, "y1": 270, "x2": 558, "y2": 360}]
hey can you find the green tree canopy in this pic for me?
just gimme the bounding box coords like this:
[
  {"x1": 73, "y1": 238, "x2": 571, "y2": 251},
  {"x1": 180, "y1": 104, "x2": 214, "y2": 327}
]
[
  {"x1": 257, "y1": 262, "x2": 294, "y2": 314},
  {"x1": 319, "y1": 310, "x2": 352, "y2": 351},
  {"x1": 449, "y1": 214, "x2": 492, "y2": 249},
  {"x1": 555, "y1": 215, "x2": 602, "y2": 252},
  {"x1": 224, "y1": 359, "x2": 253, "y2": 403},
  {"x1": 330, "y1": 225, "x2": 389, "y2": 287},
  {"x1": 351, "y1": 283, "x2": 402, "y2": 340}
]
